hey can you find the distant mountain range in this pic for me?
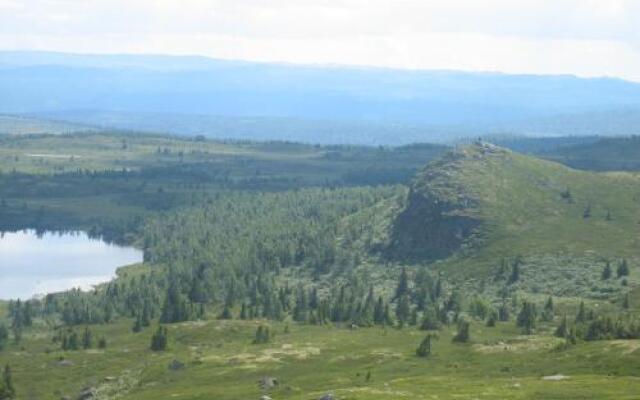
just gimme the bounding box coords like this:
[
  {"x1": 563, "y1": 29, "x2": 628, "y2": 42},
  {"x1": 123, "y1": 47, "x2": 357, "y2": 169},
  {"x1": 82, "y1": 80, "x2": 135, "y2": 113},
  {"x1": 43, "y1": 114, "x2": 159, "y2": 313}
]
[{"x1": 2, "y1": 51, "x2": 640, "y2": 144}]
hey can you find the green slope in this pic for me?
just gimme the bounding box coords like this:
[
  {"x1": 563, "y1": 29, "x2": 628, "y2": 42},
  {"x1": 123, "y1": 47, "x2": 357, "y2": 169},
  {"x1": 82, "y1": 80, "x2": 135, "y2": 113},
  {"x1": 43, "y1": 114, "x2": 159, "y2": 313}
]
[{"x1": 387, "y1": 142, "x2": 640, "y2": 298}]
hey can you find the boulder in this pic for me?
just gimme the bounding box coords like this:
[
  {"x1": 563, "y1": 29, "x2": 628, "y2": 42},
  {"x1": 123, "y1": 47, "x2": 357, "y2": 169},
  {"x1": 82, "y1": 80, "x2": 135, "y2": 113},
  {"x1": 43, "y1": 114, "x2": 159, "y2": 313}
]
[
  {"x1": 319, "y1": 394, "x2": 336, "y2": 400},
  {"x1": 77, "y1": 386, "x2": 96, "y2": 400},
  {"x1": 168, "y1": 359, "x2": 185, "y2": 371},
  {"x1": 258, "y1": 376, "x2": 279, "y2": 390}
]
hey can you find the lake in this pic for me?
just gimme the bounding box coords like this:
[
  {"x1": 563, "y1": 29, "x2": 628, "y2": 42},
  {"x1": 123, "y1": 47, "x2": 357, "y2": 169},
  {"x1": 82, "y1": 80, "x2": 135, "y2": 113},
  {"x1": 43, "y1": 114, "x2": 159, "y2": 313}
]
[{"x1": 0, "y1": 230, "x2": 143, "y2": 300}]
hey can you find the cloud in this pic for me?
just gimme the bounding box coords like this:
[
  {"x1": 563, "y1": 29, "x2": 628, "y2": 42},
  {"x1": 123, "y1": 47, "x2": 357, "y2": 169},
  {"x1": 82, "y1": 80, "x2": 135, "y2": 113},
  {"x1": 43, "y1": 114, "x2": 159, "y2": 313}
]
[{"x1": 1, "y1": 0, "x2": 640, "y2": 80}]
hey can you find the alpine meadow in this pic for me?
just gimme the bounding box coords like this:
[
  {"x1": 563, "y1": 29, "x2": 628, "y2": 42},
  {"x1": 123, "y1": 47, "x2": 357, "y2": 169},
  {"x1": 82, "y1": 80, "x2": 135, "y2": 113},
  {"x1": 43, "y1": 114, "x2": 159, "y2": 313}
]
[{"x1": 2, "y1": 2, "x2": 640, "y2": 400}]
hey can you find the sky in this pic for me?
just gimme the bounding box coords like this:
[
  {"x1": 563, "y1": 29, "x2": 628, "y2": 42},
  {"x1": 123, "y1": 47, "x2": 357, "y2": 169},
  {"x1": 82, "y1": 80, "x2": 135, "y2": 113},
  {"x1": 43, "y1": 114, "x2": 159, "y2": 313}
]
[{"x1": 1, "y1": 0, "x2": 640, "y2": 81}]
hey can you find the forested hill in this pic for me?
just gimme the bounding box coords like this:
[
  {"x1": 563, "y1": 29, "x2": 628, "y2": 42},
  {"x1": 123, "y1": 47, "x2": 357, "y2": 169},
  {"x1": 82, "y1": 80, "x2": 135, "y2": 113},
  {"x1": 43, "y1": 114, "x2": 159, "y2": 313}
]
[{"x1": 541, "y1": 135, "x2": 640, "y2": 171}]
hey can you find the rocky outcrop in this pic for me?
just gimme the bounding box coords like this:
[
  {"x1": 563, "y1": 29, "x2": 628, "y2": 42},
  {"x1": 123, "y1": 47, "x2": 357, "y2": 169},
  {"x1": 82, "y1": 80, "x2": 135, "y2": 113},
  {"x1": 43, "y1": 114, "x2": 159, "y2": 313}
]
[{"x1": 386, "y1": 145, "x2": 488, "y2": 261}]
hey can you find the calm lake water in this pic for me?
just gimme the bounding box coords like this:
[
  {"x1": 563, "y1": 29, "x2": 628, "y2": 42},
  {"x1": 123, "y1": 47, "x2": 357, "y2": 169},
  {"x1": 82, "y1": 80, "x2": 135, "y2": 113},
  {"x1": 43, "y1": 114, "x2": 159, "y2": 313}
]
[{"x1": 0, "y1": 230, "x2": 143, "y2": 300}]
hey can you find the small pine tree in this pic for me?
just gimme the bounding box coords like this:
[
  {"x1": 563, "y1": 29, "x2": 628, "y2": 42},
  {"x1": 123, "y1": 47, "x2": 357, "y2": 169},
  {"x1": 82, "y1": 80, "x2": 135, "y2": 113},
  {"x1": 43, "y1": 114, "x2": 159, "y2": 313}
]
[
  {"x1": 575, "y1": 301, "x2": 587, "y2": 323},
  {"x1": 98, "y1": 337, "x2": 107, "y2": 349},
  {"x1": 617, "y1": 259, "x2": 630, "y2": 278},
  {"x1": 82, "y1": 327, "x2": 93, "y2": 349},
  {"x1": 622, "y1": 294, "x2": 630, "y2": 310},
  {"x1": 68, "y1": 331, "x2": 79, "y2": 350},
  {"x1": 132, "y1": 315, "x2": 142, "y2": 333},
  {"x1": 541, "y1": 296, "x2": 554, "y2": 322},
  {"x1": 498, "y1": 302, "x2": 510, "y2": 321},
  {"x1": 0, "y1": 365, "x2": 15, "y2": 399},
  {"x1": 394, "y1": 267, "x2": 410, "y2": 300},
  {"x1": 555, "y1": 315, "x2": 569, "y2": 338},
  {"x1": 516, "y1": 301, "x2": 537, "y2": 335},
  {"x1": 0, "y1": 324, "x2": 8, "y2": 351},
  {"x1": 150, "y1": 326, "x2": 168, "y2": 351},
  {"x1": 509, "y1": 260, "x2": 520, "y2": 284},
  {"x1": 253, "y1": 325, "x2": 271, "y2": 344},
  {"x1": 452, "y1": 319, "x2": 470, "y2": 343},
  {"x1": 416, "y1": 333, "x2": 437, "y2": 357},
  {"x1": 602, "y1": 261, "x2": 612, "y2": 280},
  {"x1": 395, "y1": 295, "x2": 411, "y2": 327},
  {"x1": 419, "y1": 306, "x2": 441, "y2": 331},
  {"x1": 583, "y1": 204, "x2": 591, "y2": 219},
  {"x1": 486, "y1": 310, "x2": 498, "y2": 327},
  {"x1": 219, "y1": 305, "x2": 233, "y2": 320}
]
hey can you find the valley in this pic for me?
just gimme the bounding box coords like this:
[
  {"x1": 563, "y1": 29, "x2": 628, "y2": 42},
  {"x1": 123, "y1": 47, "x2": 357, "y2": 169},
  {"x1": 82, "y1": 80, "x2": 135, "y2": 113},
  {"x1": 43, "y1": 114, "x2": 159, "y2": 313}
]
[{"x1": 0, "y1": 131, "x2": 638, "y2": 399}]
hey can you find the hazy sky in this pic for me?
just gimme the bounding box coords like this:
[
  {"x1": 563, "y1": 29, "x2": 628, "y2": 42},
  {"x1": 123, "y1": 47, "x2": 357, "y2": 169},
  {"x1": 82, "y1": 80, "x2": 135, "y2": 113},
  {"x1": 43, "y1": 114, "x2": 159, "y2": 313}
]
[{"x1": 1, "y1": 0, "x2": 640, "y2": 81}]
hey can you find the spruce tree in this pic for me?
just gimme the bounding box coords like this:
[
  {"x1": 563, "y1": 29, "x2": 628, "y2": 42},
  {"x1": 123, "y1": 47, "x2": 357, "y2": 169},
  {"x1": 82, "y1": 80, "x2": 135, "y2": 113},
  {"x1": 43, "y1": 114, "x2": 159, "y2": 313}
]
[
  {"x1": 622, "y1": 294, "x2": 630, "y2": 310},
  {"x1": 253, "y1": 325, "x2": 271, "y2": 344},
  {"x1": 516, "y1": 301, "x2": 537, "y2": 334},
  {"x1": 486, "y1": 310, "x2": 498, "y2": 327},
  {"x1": 555, "y1": 315, "x2": 569, "y2": 338},
  {"x1": 575, "y1": 301, "x2": 587, "y2": 323},
  {"x1": 395, "y1": 295, "x2": 411, "y2": 327},
  {"x1": 132, "y1": 315, "x2": 143, "y2": 333},
  {"x1": 0, "y1": 325, "x2": 8, "y2": 351},
  {"x1": 509, "y1": 260, "x2": 520, "y2": 284},
  {"x1": 373, "y1": 296, "x2": 385, "y2": 325},
  {"x1": 617, "y1": 259, "x2": 630, "y2": 278},
  {"x1": 416, "y1": 333, "x2": 437, "y2": 357},
  {"x1": 240, "y1": 303, "x2": 248, "y2": 320},
  {"x1": 218, "y1": 305, "x2": 233, "y2": 320},
  {"x1": 419, "y1": 306, "x2": 441, "y2": 331},
  {"x1": 602, "y1": 261, "x2": 612, "y2": 280},
  {"x1": 82, "y1": 327, "x2": 93, "y2": 349},
  {"x1": 150, "y1": 326, "x2": 168, "y2": 351},
  {"x1": 394, "y1": 267, "x2": 410, "y2": 300},
  {"x1": 452, "y1": 319, "x2": 470, "y2": 343},
  {"x1": 498, "y1": 302, "x2": 510, "y2": 322},
  {"x1": 0, "y1": 365, "x2": 15, "y2": 399},
  {"x1": 542, "y1": 296, "x2": 554, "y2": 321}
]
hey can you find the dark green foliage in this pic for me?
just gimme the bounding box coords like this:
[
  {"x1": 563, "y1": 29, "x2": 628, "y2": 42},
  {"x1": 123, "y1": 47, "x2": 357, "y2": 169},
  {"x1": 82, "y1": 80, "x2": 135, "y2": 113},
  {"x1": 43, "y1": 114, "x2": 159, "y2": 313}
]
[
  {"x1": 160, "y1": 282, "x2": 191, "y2": 323},
  {"x1": 0, "y1": 325, "x2": 8, "y2": 351},
  {"x1": 575, "y1": 301, "x2": 589, "y2": 323},
  {"x1": 218, "y1": 305, "x2": 233, "y2": 320},
  {"x1": 132, "y1": 316, "x2": 143, "y2": 333},
  {"x1": 416, "y1": 333, "x2": 438, "y2": 357},
  {"x1": 452, "y1": 319, "x2": 470, "y2": 343},
  {"x1": 509, "y1": 259, "x2": 521, "y2": 284},
  {"x1": 98, "y1": 337, "x2": 107, "y2": 349},
  {"x1": 498, "y1": 302, "x2": 510, "y2": 322},
  {"x1": 601, "y1": 261, "x2": 612, "y2": 280},
  {"x1": 82, "y1": 327, "x2": 93, "y2": 349},
  {"x1": 486, "y1": 310, "x2": 498, "y2": 327},
  {"x1": 150, "y1": 326, "x2": 168, "y2": 351},
  {"x1": 395, "y1": 295, "x2": 411, "y2": 326},
  {"x1": 468, "y1": 297, "x2": 490, "y2": 320},
  {"x1": 583, "y1": 204, "x2": 591, "y2": 219},
  {"x1": 617, "y1": 259, "x2": 630, "y2": 278},
  {"x1": 394, "y1": 267, "x2": 410, "y2": 300},
  {"x1": 0, "y1": 365, "x2": 15, "y2": 399},
  {"x1": 419, "y1": 306, "x2": 441, "y2": 331},
  {"x1": 253, "y1": 325, "x2": 271, "y2": 344},
  {"x1": 541, "y1": 296, "x2": 554, "y2": 322},
  {"x1": 555, "y1": 315, "x2": 569, "y2": 339},
  {"x1": 516, "y1": 301, "x2": 537, "y2": 335},
  {"x1": 622, "y1": 294, "x2": 630, "y2": 310}
]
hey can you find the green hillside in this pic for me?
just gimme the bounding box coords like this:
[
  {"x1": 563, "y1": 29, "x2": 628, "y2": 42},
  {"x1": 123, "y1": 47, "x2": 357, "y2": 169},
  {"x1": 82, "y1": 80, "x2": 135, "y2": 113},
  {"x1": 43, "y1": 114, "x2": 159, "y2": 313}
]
[{"x1": 387, "y1": 142, "x2": 640, "y2": 298}]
